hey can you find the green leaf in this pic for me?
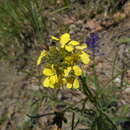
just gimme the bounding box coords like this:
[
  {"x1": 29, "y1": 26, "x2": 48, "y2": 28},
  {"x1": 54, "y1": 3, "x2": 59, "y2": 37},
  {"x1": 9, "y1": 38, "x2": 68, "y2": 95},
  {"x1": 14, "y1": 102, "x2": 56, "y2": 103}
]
[
  {"x1": 119, "y1": 38, "x2": 130, "y2": 43},
  {"x1": 91, "y1": 113, "x2": 117, "y2": 130}
]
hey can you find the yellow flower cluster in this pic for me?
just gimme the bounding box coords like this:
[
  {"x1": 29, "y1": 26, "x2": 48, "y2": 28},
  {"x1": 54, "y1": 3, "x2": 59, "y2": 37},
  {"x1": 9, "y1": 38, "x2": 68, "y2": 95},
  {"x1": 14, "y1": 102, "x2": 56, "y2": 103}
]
[{"x1": 37, "y1": 33, "x2": 90, "y2": 89}]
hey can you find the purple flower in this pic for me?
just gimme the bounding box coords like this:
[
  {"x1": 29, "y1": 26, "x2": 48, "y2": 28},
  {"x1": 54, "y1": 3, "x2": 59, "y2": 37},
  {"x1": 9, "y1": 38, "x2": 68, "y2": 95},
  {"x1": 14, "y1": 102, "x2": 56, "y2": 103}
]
[{"x1": 86, "y1": 33, "x2": 99, "y2": 49}]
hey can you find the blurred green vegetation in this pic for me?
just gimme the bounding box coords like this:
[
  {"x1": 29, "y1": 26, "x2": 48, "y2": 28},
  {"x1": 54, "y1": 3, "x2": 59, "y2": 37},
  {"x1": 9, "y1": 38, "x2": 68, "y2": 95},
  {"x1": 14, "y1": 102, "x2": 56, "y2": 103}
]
[{"x1": 0, "y1": 0, "x2": 46, "y2": 58}]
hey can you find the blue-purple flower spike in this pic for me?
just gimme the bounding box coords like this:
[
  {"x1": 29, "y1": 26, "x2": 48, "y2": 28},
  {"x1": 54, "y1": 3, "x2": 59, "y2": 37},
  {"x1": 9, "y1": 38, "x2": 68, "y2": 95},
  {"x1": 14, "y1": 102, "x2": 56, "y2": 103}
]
[{"x1": 86, "y1": 33, "x2": 99, "y2": 49}]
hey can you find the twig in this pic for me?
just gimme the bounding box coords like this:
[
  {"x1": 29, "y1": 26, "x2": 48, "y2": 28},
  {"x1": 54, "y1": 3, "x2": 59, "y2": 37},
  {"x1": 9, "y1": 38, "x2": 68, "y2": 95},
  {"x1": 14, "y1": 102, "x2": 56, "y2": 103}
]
[
  {"x1": 71, "y1": 112, "x2": 75, "y2": 130},
  {"x1": 27, "y1": 112, "x2": 54, "y2": 119}
]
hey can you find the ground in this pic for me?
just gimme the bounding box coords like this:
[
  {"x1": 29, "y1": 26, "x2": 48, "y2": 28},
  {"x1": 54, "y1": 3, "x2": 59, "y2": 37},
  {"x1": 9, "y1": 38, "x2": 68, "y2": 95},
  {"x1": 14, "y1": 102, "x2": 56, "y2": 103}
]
[{"x1": 0, "y1": 1, "x2": 130, "y2": 130}]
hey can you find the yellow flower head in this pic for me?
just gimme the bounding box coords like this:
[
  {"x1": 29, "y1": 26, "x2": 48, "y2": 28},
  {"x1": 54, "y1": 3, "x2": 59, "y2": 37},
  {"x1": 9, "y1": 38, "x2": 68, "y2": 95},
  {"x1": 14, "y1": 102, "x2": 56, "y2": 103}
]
[
  {"x1": 66, "y1": 78, "x2": 80, "y2": 89},
  {"x1": 64, "y1": 67, "x2": 72, "y2": 77},
  {"x1": 37, "y1": 33, "x2": 91, "y2": 89},
  {"x1": 51, "y1": 33, "x2": 86, "y2": 52},
  {"x1": 42, "y1": 65, "x2": 58, "y2": 88},
  {"x1": 73, "y1": 65, "x2": 82, "y2": 76},
  {"x1": 80, "y1": 51, "x2": 90, "y2": 64}
]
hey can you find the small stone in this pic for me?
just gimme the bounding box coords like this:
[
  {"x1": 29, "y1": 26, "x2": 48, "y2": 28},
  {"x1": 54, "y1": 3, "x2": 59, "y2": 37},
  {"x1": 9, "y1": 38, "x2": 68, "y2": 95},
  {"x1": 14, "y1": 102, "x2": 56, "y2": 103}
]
[
  {"x1": 76, "y1": 20, "x2": 83, "y2": 25},
  {"x1": 114, "y1": 77, "x2": 121, "y2": 83},
  {"x1": 124, "y1": 88, "x2": 130, "y2": 93},
  {"x1": 69, "y1": 24, "x2": 76, "y2": 30},
  {"x1": 30, "y1": 85, "x2": 40, "y2": 91}
]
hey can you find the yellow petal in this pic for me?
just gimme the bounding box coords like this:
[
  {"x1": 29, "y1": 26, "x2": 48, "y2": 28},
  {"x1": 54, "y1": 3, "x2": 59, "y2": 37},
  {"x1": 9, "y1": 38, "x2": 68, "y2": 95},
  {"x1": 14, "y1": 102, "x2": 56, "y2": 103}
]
[
  {"x1": 65, "y1": 45, "x2": 74, "y2": 52},
  {"x1": 51, "y1": 36, "x2": 59, "y2": 41},
  {"x1": 36, "y1": 50, "x2": 47, "y2": 65},
  {"x1": 64, "y1": 67, "x2": 72, "y2": 77},
  {"x1": 51, "y1": 64, "x2": 55, "y2": 70},
  {"x1": 73, "y1": 65, "x2": 82, "y2": 76},
  {"x1": 50, "y1": 75, "x2": 58, "y2": 84},
  {"x1": 67, "y1": 83, "x2": 72, "y2": 88},
  {"x1": 69, "y1": 41, "x2": 79, "y2": 46},
  {"x1": 43, "y1": 77, "x2": 50, "y2": 87},
  {"x1": 43, "y1": 68, "x2": 54, "y2": 76},
  {"x1": 60, "y1": 33, "x2": 70, "y2": 47},
  {"x1": 73, "y1": 78, "x2": 79, "y2": 88},
  {"x1": 65, "y1": 56, "x2": 73, "y2": 63},
  {"x1": 43, "y1": 77, "x2": 55, "y2": 88},
  {"x1": 62, "y1": 78, "x2": 67, "y2": 83},
  {"x1": 49, "y1": 85, "x2": 54, "y2": 88},
  {"x1": 80, "y1": 51, "x2": 90, "y2": 64},
  {"x1": 76, "y1": 44, "x2": 87, "y2": 50}
]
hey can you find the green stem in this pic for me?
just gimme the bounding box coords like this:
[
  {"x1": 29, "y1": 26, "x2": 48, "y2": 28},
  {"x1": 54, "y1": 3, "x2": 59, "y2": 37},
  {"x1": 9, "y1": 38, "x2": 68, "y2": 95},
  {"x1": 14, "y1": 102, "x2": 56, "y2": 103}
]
[{"x1": 71, "y1": 112, "x2": 75, "y2": 130}]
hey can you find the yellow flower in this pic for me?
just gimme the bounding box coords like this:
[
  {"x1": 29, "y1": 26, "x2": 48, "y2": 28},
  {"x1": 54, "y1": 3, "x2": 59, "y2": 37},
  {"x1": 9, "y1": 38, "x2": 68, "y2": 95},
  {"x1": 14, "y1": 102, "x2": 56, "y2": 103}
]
[
  {"x1": 51, "y1": 36, "x2": 59, "y2": 41},
  {"x1": 60, "y1": 33, "x2": 71, "y2": 47},
  {"x1": 73, "y1": 78, "x2": 79, "y2": 88},
  {"x1": 66, "y1": 78, "x2": 79, "y2": 88},
  {"x1": 64, "y1": 56, "x2": 73, "y2": 64},
  {"x1": 51, "y1": 33, "x2": 81, "y2": 52},
  {"x1": 76, "y1": 44, "x2": 87, "y2": 50},
  {"x1": 69, "y1": 41, "x2": 79, "y2": 46},
  {"x1": 65, "y1": 41, "x2": 81, "y2": 52},
  {"x1": 64, "y1": 65, "x2": 82, "y2": 77},
  {"x1": 63, "y1": 65, "x2": 81, "y2": 89},
  {"x1": 37, "y1": 50, "x2": 47, "y2": 65},
  {"x1": 42, "y1": 65, "x2": 58, "y2": 88},
  {"x1": 43, "y1": 77, "x2": 50, "y2": 87},
  {"x1": 66, "y1": 82, "x2": 72, "y2": 88},
  {"x1": 51, "y1": 33, "x2": 70, "y2": 47},
  {"x1": 73, "y1": 65, "x2": 82, "y2": 76},
  {"x1": 80, "y1": 51, "x2": 90, "y2": 64},
  {"x1": 49, "y1": 75, "x2": 58, "y2": 84},
  {"x1": 38, "y1": 33, "x2": 91, "y2": 89},
  {"x1": 43, "y1": 68, "x2": 54, "y2": 76},
  {"x1": 64, "y1": 54, "x2": 79, "y2": 65},
  {"x1": 64, "y1": 67, "x2": 72, "y2": 77},
  {"x1": 65, "y1": 45, "x2": 74, "y2": 52}
]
